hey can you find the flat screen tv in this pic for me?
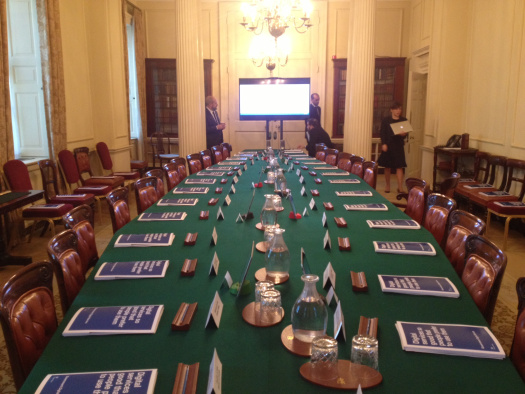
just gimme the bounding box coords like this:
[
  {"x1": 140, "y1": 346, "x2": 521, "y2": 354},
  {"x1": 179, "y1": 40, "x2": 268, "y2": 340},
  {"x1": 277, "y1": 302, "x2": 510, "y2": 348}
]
[{"x1": 239, "y1": 77, "x2": 310, "y2": 121}]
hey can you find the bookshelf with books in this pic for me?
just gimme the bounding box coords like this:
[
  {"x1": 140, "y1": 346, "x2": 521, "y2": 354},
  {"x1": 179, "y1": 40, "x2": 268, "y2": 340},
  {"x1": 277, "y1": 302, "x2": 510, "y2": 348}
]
[
  {"x1": 146, "y1": 59, "x2": 214, "y2": 137},
  {"x1": 332, "y1": 57, "x2": 405, "y2": 138}
]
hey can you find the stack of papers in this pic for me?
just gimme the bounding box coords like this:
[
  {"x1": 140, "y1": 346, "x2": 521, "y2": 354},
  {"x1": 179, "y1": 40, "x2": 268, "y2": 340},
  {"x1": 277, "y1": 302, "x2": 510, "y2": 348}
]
[
  {"x1": 378, "y1": 275, "x2": 459, "y2": 297},
  {"x1": 114, "y1": 233, "x2": 175, "y2": 247},
  {"x1": 95, "y1": 261, "x2": 169, "y2": 280}
]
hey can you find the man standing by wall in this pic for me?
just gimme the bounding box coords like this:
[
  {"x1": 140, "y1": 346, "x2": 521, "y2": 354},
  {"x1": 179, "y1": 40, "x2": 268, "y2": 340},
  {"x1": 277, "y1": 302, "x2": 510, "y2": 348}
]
[
  {"x1": 305, "y1": 93, "x2": 321, "y2": 141},
  {"x1": 205, "y1": 96, "x2": 225, "y2": 149}
]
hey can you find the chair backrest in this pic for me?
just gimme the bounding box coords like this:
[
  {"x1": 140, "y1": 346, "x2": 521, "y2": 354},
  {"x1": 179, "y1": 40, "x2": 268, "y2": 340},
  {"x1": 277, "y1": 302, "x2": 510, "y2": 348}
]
[
  {"x1": 439, "y1": 172, "x2": 460, "y2": 198},
  {"x1": 315, "y1": 149, "x2": 326, "y2": 161},
  {"x1": 163, "y1": 162, "x2": 182, "y2": 190},
  {"x1": 62, "y1": 204, "x2": 98, "y2": 272},
  {"x1": 0, "y1": 261, "x2": 57, "y2": 390},
  {"x1": 221, "y1": 143, "x2": 230, "y2": 159},
  {"x1": 337, "y1": 152, "x2": 353, "y2": 170},
  {"x1": 403, "y1": 178, "x2": 429, "y2": 224},
  {"x1": 150, "y1": 132, "x2": 169, "y2": 155},
  {"x1": 423, "y1": 193, "x2": 457, "y2": 246},
  {"x1": 145, "y1": 169, "x2": 165, "y2": 199},
  {"x1": 3, "y1": 160, "x2": 32, "y2": 191},
  {"x1": 135, "y1": 176, "x2": 158, "y2": 214},
  {"x1": 211, "y1": 145, "x2": 223, "y2": 164},
  {"x1": 58, "y1": 149, "x2": 83, "y2": 188},
  {"x1": 363, "y1": 161, "x2": 378, "y2": 189},
  {"x1": 38, "y1": 160, "x2": 62, "y2": 202},
  {"x1": 200, "y1": 149, "x2": 213, "y2": 169},
  {"x1": 171, "y1": 157, "x2": 187, "y2": 179},
  {"x1": 503, "y1": 159, "x2": 525, "y2": 201},
  {"x1": 350, "y1": 156, "x2": 365, "y2": 178},
  {"x1": 187, "y1": 153, "x2": 203, "y2": 174},
  {"x1": 95, "y1": 141, "x2": 113, "y2": 171},
  {"x1": 105, "y1": 187, "x2": 130, "y2": 233},
  {"x1": 47, "y1": 229, "x2": 86, "y2": 314},
  {"x1": 73, "y1": 147, "x2": 94, "y2": 183},
  {"x1": 462, "y1": 234, "x2": 507, "y2": 324},
  {"x1": 444, "y1": 209, "x2": 486, "y2": 277},
  {"x1": 325, "y1": 148, "x2": 339, "y2": 166},
  {"x1": 473, "y1": 151, "x2": 491, "y2": 183},
  {"x1": 486, "y1": 155, "x2": 508, "y2": 190},
  {"x1": 511, "y1": 277, "x2": 525, "y2": 381}
]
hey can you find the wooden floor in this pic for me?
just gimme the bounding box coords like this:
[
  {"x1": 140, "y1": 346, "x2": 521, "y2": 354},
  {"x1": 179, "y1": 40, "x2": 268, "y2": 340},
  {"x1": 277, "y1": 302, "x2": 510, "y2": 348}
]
[{"x1": 0, "y1": 175, "x2": 523, "y2": 392}]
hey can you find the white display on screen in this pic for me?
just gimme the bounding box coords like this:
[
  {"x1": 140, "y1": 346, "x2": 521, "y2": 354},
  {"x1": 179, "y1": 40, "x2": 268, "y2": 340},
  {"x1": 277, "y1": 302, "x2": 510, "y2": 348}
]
[{"x1": 239, "y1": 83, "x2": 310, "y2": 117}]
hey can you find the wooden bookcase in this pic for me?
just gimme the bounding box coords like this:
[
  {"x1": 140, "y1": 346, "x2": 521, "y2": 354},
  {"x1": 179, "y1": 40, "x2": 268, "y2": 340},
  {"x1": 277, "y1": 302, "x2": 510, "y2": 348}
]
[
  {"x1": 145, "y1": 59, "x2": 214, "y2": 137},
  {"x1": 332, "y1": 57, "x2": 405, "y2": 138}
]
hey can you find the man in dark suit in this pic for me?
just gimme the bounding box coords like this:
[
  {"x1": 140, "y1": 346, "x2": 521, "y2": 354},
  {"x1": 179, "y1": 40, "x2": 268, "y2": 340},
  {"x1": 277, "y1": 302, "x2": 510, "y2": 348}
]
[
  {"x1": 305, "y1": 93, "x2": 321, "y2": 141},
  {"x1": 205, "y1": 96, "x2": 225, "y2": 149}
]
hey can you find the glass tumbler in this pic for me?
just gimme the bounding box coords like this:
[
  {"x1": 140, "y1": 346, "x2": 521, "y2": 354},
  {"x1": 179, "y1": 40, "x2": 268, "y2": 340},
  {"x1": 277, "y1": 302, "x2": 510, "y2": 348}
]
[
  {"x1": 267, "y1": 171, "x2": 276, "y2": 184},
  {"x1": 350, "y1": 335, "x2": 379, "y2": 370},
  {"x1": 255, "y1": 281, "x2": 274, "y2": 303},
  {"x1": 260, "y1": 289, "x2": 281, "y2": 322},
  {"x1": 311, "y1": 336, "x2": 339, "y2": 380}
]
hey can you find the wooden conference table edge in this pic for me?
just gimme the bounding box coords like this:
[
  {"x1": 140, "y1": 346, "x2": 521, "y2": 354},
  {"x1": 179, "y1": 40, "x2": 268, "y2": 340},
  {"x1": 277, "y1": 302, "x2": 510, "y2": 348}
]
[{"x1": 20, "y1": 155, "x2": 524, "y2": 393}]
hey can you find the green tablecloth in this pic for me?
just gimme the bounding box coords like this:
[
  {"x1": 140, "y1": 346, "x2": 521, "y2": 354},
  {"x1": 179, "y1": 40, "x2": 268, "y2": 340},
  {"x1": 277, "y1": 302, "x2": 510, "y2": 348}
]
[{"x1": 21, "y1": 153, "x2": 524, "y2": 393}]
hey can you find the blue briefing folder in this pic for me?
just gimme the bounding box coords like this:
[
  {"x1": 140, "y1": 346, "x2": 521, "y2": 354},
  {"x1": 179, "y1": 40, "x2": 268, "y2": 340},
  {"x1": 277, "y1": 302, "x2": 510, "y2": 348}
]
[
  {"x1": 114, "y1": 233, "x2": 175, "y2": 247},
  {"x1": 95, "y1": 260, "x2": 169, "y2": 280},
  {"x1": 378, "y1": 275, "x2": 459, "y2": 297}
]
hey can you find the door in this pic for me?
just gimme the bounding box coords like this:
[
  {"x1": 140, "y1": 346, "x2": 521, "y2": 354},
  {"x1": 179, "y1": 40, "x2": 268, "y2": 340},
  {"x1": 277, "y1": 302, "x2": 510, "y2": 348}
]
[{"x1": 405, "y1": 71, "x2": 427, "y2": 178}]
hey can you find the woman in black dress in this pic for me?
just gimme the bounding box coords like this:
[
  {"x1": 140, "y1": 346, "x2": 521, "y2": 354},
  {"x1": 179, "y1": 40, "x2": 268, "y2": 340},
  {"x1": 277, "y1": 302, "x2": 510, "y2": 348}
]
[{"x1": 377, "y1": 102, "x2": 408, "y2": 193}]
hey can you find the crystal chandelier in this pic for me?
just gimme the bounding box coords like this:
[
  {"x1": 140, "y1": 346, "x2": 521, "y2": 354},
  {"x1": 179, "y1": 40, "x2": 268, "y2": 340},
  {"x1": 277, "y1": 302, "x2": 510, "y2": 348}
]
[
  {"x1": 249, "y1": 34, "x2": 290, "y2": 75},
  {"x1": 240, "y1": 0, "x2": 313, "y2": 38}
]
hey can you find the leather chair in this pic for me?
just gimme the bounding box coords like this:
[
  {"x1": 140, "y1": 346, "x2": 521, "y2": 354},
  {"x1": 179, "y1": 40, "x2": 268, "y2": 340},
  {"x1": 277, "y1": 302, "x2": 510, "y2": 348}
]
[
  {"x1": 439, "y1": 172, "x2": 460, "y2": 198},
  {"x1": 135, "y1": 176, "x2": 159, "y2": 214},
  {"x1": 350, "y1": 156, "x2": 365, "y2": 178},
  {"x1": 485, "y1": 155, "x2": 508, "y2": 190},
  {"x1": 461, "y1": 234, "x2": 507, "y2": 324},
  {"x1": 486, "y1": 158, "x2": 525, "y2": 250},
  {"x1": 95, "y1": 141, "x2": 140, "y2": 187},
  {"x1": 145, "y1": 169, "x2": 165, "y2": 200},
  {"x1": 511, "y1": 277, "x2": 525, "y2": 381},
  {"x1": 211, "y1": 145, "x2": 224, "y2": 164},
  {"x1": 363, "y1": 161, "x2": 378, "y2": 189},
  {"x1": 171, "y1": 157, "x2": 187, "y2": 180},
  {"x1": 106, "y1": 187, "x2": 131, "y2": 234},
  {"x1": 73, "y1": 147, "x2": 125, "y2": 188},
  {"x1": 200, "y1": 149, "x2": 213, "y2": 169},
  {"x1": 395, "y1": 178, "x2": 430, "y2": 225},
  {"x1": 324, "y1": 148, "x2": 339, "y2": 166},
  {"x1": 3, "y1": 160, "x2": 74, "y2": 241},
  {"x1": 62, "y1": 204, "x2": 98, "y2": 271},
  {"x1": 150, "y1": 131, "x2": 179, "y2": 168},
  {"x1": 336, "y1": 152, "x2": 353, "y2": 170},
  {"x1": 423, "y1": 193, "x2": 457, "y2": 247},
  {"x1": 38, "y1": 159, "x2": 95, "y2": 208},
  {"x1": 315, "y1": 144, "x2": 327, "y2": 161},
  {"x1": 57, "y1": 149, "x2": 113, "y2": 223},
  {"x1": 473, "y1": 151, "x2": 491, "y2": 183},
  {"x1": 187, "y1": 153, "x2": 203, "y2": 174},
  {"x1": 444, "y1": 209, "x2": 486, "y2": 277},
  {"x1": 0, "y1": 261, "x2": 57, "y2": 390},
  {"x1": 47, "y1": 230, "x2": 85, "y2": 314},
  {"x1": 221, "y1": 143, "x2": 232, "y2": 159},
  {"x1": 163, "y1": 162, "x2": 182, "y2": 190}
]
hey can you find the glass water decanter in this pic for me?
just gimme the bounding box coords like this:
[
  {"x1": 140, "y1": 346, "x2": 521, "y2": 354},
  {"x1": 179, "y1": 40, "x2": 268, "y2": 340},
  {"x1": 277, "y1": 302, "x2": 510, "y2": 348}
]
[
  {"x1": 274, "y1": 168, "x2": 287, "y2": 195},
  {"x1": 291, "y1": 274, "x2": 328, "y2": 343},
  {"x1": 265, "y1": 228, "x2": 290, "y2": 280},
  {"x1": 260, "y1": 194, "x2": 277, "y2": 228}
]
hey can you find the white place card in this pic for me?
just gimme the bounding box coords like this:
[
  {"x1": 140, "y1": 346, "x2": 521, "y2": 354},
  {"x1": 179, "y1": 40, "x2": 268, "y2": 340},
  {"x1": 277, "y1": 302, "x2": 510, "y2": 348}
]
[
  {"x1": 251, "y1": 158, "x2": 254, "y2": 165},
  {"x1": 309, "y1": 198, "x2": 317, "y2": 211},
  {"x1": 299, "y1": 175, "x2": 305, "y2": 184},
  {"x1": 238, "y1": 169, "x2": 242, "y2": 176},
  {"x1": 207, "y1": 349, "x2": 222, "y2": 394},
  {"x1": 229, "y1": 185, "x2": 236, "y2": 194},
  {"x1": 322, "y1": 212, "x2": 328, "y2": 228},
  {"x1": 334, "y1": 301, "x2": 347, "y2": 341},
  {"x1": 205, "y1": 292, "x2": 223, "y2": 329},
  {"x1": 284, "y1": 158, "x2": 289, "y2": 165},
  {"x1": 323, "y1": 262, "x2": 336, "y2": 289},
  {"x1": 244, "y1": 164, "x2": 248, "y2": 171},
  {"x1": 296, "y1": 169, "x2": 301, "y2": 176},
  {"x1": 223, "y1": 195, "x2": 231, "y2": 206},
  {"x1": 221, "y1": 271, "x2": 233, "y2": 289},
  {"x1": 302, "y1": 206, "x2": 309, "y2": 217},
  {"x1": 326, "y1": 286, "x2": 339, "y2": 307},
  {"x1": 209, "y1": 252, "x2": 220, "y2": 276},
  {"x1": 300, "y1": 186, "x2": 306, "y2": 196},
  {"x1": 233, "y1": 175, "x2": 239, "y2": 184},
  {"x1": 236, "y1": 213, "x2": 244, "y2": 223},
  {"x1": 210, "y1": 227, "x2": 218, "y2": 246},
  {"x1": 323, "y1": 230, "x2": 331, "y2": 250},
  {"x1": 216, "y1": 207, "x2": 224, "y2": 221}
]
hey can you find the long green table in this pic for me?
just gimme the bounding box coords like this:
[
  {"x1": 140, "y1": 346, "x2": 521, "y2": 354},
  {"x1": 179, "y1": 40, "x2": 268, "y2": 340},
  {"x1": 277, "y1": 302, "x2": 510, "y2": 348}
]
[{"x1": 21, "y1": 152, "x2": 524, "y2": 393}]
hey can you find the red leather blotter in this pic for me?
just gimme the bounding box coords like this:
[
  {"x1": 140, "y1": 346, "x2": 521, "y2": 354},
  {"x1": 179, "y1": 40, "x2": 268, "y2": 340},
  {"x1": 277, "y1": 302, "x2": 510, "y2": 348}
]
[
  {"x1": 215, "y1": 188, "x2": 223, "y2": 194},
  {"x1": 208, "y1": 198, "x2": 219, "y2": 205},
  {"x1": 338, "y1": 237, "x2": 351, "y2": 251},
  {"x1": 315, "y1": 178, "x2": 322, "y2": 184},
  {"x1": 172, "y1": 303, "x2": 198, "y2": 330},
  {"x1": 181, "y1": 258, "x2": 197, "y2": 276},
  {"x1": 301, "y1": 166, "x2": 309, "y2": 170},
  {"x1": 227, "y1": 171, "x2": 234, "y2": 176},
  {"x1": 311, "y1": 189, "x2": 319, "y2": 197},
  {"x1": 357, "y1": 315, "x2": 378, "y2": 339},
  {"x1": 294, "y1": 161, "x2": 300, "y2": 165},
  {"x1": 309, "y1": 171, "x2": 317, "y2": 176},
  {"x1": 199, "y1": 211, "x2": 209, "y2": 220},
  {"x1": 323, "y1": 202, "x2": 334, "y2": 210},
  {"x1": 172, "y1": 362, "x2": 199, "y2": 394},
  {"x1": 233, "y1": 167, "x2": 240, "y2": 171},
  {"x1": 351, "y1": 271, "x2": 368, "y2": 292},
  {"x1": 220, "y1": 178, "x2": 227, "y2": 184},
  {"x1": 184, "y1": 233, "x2": 198, "y2": 246},
  {"x1": 334, "y1": 217, "x2": 347, "y2": 227}
]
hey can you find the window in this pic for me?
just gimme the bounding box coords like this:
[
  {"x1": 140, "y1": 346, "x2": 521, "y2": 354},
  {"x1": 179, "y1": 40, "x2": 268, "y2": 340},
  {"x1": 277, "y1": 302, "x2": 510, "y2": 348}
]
[{"x1": 126, "y1": 16, "x2": 141, "y2": 140}]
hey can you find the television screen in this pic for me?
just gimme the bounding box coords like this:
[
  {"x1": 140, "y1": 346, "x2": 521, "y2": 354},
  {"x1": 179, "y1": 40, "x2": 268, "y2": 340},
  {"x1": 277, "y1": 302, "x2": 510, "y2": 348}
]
[{"x1": 239, "y1": 77, "x2": 310, "y2": 121}]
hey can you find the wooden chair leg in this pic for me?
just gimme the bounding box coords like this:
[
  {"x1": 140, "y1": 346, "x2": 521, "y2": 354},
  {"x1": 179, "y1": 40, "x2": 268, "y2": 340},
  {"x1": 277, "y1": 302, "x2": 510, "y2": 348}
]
[
  {"x1": 486, "y1": 211, "x2": 492, "y2": 235},
  {"x1": 503, "y1": 217, "x2": 511, "y2": 250}
]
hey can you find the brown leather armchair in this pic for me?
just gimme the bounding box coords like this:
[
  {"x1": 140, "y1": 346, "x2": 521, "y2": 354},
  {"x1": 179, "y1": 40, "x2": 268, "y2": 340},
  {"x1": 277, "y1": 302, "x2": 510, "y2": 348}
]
[
  {"x1": 350, "y1": 156, "x2": 365, "y2": 178},
  {"x1": 395, "y1": 178, "x2": 430, "y2": 225},
  {"x1": 511, "y1": 277, "x2": 525, "y2": 381},
  {"x1": 47, "y1": 230, "x2": 86, "y2": 314},
  {"x1": 439, "y1": 172, "x2": 460, "y2": 198},
  {"x1": 135, "y1": 176, "x2": 159, "y2": 214},
  {"x1": 221, "y1": 143, "x2": 232, "y2": 159},
  {"x1": 163, "y1": 162, "x2": 182, "y2": 190},
  {"x1": 211, "y1": 145, "x2": 224, "y2": 164},
  {"x1": 461, "y1": 234, "x2": 507, "y2": 324},
  {"x1": 200, "y1": 149, "x2": 213, "y2": 169},
  {"x1": 336, "y1": 152, "x2": 353, "y2": 170},
  {"x1": 62, "y1": 204, "x2": 98, "y2": 272},
  {"x1": 187, "y1": 153, "x2": 203, "y2": 174},
  {"x1": 423, "y1": 193, "x2": 457, "y2": 247},
  {"x1": 363, "y1": 161, "x2": 378, "y2": 189},
  {"x1": 106, "y1": 187, "x2": 131, "y2": 234},
  {"x1": 145, "y1": 169, "x2": 165, "y2": 199},
  {"x1": 171, "y1": 157, "x2": 187, "y2": 180},
  {"x1": 324, "y1": 148, "x2": 339, "y2": 166},
  {"x1": 444, "y1": 209, "x2": 486, "y2": 277},
  {"x1": 0, "y1": 261, "x2": 57, "y2": 390},
  {"x1": 315, "y1": 144, "x2": 326, "y2": 161}
]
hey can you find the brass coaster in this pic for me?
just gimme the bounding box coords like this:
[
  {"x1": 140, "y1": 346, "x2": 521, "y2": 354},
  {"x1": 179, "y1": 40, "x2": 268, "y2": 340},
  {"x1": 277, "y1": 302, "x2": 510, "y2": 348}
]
[
  {"x1": 242, "y1": 302, "x2": 284, "y2": 327},
  {"x1": 255, "y1": 223, "x2": 280, "y2": 231},
  {"x1": 255, "y1": 241, "x2": 268, "y2": 253},
  {"x1": 299, "y1": 359, "x2": 383, "y2": 389},
  {"x1": 280, "y1": 324, "x2": 312, "y2": 357},
  {"x1": 255, "y1": 268, "x2": 289, "y2": 284}
]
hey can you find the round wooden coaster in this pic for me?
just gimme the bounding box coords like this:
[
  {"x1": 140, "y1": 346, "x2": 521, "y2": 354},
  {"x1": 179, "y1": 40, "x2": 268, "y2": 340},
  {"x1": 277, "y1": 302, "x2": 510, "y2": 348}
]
[
  {"x1": 276, "y1": 207, "x2": 285, "y2": 212},
  {"x1": 280, "y1": 324, "x2": 312, "y2": 357},
  {"x1": 263, "y1": 180, "x2": 274, "y2": 184},
  {"x1": 255, "y1": 268, "x2": 289, "y2": 284},
  {"x1": 242, "y1": 302, "x2": 284, "y2": 327},
  {"x1": 255, "y1": 223, "x2": 280, "y2": 231},
  {"x1": 255, "y1": 241, "x2": 268, "y2": 253},
  {"x1": 299, "y1": 359, "x2": 382, "y2": 389}
]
